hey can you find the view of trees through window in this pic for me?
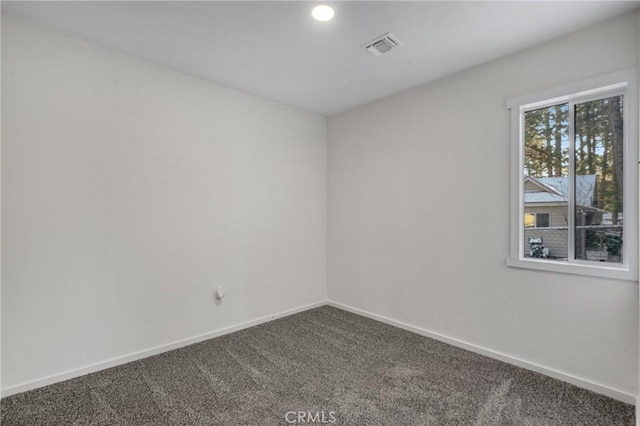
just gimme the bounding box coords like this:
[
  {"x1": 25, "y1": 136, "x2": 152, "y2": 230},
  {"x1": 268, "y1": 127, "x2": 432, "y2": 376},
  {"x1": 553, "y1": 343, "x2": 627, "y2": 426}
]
[{"x1": 523, "y1": 95, "x2": 624, "y2": 263}]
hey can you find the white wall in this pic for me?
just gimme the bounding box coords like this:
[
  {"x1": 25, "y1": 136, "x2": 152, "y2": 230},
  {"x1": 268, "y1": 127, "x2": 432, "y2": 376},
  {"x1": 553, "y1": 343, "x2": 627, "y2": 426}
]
[
  {"x1": 1, "y1": 16, "x2": 327, "y2": 392},
  {"x1": 3, "y1": 8, "x2": 639, "y2": 403},
  {"x1": 328, "y1": 11, "x2": 639, "y2": 400}
]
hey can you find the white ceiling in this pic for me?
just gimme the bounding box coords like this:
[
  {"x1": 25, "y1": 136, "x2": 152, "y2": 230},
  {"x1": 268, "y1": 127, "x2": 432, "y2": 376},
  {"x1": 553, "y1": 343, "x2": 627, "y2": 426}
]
[{"x1": 2, "y1": 1, "x2": 638, "y2": 116}]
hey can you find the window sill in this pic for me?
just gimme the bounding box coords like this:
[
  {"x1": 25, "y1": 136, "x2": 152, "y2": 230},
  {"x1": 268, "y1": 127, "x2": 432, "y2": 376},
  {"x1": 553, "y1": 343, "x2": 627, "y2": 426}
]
[{"x1": 506, "y1": 257, "x2": 638, "y2": 282}]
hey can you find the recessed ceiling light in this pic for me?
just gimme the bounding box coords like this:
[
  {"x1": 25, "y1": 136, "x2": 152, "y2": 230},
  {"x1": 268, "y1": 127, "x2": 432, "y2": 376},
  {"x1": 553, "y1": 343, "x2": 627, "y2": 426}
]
[{"x1": 312, "y1": 5, "x2": 334, "y2": 22}]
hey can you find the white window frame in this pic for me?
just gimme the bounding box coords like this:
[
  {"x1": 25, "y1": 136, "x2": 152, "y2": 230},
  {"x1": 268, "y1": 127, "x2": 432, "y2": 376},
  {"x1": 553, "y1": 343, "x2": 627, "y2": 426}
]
[{"x1": 506, "y1": 69, "x2": 638, "y2": 281}]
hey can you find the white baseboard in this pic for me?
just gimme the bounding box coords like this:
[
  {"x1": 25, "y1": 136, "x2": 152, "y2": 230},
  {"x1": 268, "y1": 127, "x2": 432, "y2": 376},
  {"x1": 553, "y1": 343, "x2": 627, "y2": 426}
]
[
  {"x1": 3, "y1": 299, "x2": 636, "y2": 406},
  {"x1": 327, "y1": 300, "x2": 636, "y2": 405},
  {"x1": 1, "y1": 300, "x2": 327, "y2": 398}
]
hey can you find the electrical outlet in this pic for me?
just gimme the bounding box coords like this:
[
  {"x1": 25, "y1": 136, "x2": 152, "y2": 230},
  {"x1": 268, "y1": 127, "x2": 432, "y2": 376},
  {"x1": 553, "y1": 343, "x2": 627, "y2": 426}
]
[{"x1": 214, "y1": 286, "x2": 225, "y2": 305}]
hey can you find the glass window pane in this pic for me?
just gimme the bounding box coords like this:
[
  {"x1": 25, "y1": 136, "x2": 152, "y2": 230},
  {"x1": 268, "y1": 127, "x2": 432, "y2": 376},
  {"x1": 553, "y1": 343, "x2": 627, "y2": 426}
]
[
  {"x1": 574, "y1": 95, "x2": 623, "y2": 263},
  {"x1": 536, "y1": 213, "x2": 550, "y2": 228},
  {"x1": 524, "y1": 213, "x2": 535, "y2": 228},
  {"x1": 523, "y1": 103, "x2": 569, "y2": 259}
]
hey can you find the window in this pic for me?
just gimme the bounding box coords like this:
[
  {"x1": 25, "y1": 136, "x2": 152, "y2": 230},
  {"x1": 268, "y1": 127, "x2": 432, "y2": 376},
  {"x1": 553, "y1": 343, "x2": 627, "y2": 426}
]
[
  {"x1": 524, "y1": 213, "x2": 536, "y2": 228},
  {"x1": 524, "y1": 213, "x2": 549, "y2": 228},
  {"x1": 536, "y1": 213, "x2": 550, "y2": 228},
  {"x1": 507, "y1": 70, "x2": 638, "y2": 280}
]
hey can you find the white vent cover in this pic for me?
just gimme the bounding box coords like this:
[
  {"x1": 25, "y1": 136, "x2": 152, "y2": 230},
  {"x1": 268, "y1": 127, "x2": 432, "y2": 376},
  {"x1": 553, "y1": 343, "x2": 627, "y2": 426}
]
[{"x1": 362, "y1": 33, "x2": 403, "y2": 57}]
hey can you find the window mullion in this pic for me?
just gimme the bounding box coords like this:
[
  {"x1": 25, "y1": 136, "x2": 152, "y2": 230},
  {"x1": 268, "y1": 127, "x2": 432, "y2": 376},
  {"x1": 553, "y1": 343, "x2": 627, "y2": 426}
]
[{"x1": 567, "y1": 102, "x2": 576, "y2": 263}]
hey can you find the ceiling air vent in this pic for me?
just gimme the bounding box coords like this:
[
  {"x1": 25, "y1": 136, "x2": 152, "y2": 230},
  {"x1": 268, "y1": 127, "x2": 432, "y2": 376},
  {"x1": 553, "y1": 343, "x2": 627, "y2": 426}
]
[{"x1": 362, "y1": 32, "x2": 403, "y2": 57}]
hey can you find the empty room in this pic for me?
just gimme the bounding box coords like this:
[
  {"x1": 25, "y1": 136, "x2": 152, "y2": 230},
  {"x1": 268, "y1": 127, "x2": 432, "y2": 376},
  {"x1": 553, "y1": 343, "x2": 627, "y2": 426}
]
[{"x1": 2, "y1": 1, "x2": 639, "y2": 425}]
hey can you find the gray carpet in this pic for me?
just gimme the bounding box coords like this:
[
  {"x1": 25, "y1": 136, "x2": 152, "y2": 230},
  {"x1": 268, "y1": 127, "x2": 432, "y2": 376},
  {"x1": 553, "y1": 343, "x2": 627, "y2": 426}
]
[{"x1": 1, "y1": 306, "x2": 634, "y2": 425}]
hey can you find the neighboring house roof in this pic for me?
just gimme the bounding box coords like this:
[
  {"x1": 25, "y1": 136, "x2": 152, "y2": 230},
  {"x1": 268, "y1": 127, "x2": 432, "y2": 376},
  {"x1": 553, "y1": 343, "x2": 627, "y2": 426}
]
[{"x1": 524, "y1": 175, "x2": 597, "y2": 208}]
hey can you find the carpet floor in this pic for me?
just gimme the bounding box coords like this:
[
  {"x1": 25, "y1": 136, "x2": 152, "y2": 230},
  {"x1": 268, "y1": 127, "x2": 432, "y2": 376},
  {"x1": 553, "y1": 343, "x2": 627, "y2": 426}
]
[{"x1": 1, "y1": 306, "x2": 634, "y2": 425}]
